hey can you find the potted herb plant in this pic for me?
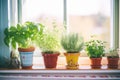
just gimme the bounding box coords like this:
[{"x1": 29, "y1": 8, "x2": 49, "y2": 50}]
[
  {"x1": 36, "y1": 26, "x2": 61, "y2": 68},
  {"x1": 85, "y1": 40, "x2": 105, "y2": 68},
  {"x1": 61, "y1": 33, "x2": 84, "y2": 69},
  {"x1": 4, "y1": 22, "x2": 42, "y2": 69},
  {"x1": 106, "y1": 49, "x2": 119, "y2": 69}
]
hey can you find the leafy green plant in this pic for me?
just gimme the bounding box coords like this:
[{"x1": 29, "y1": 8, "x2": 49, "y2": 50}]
[
  {"x1": 106, "y1": 49, "x2": 119, "y2": 58},
  {"x1": 36, "y1": 26, "x2": 61, "y2": 54},
  {"x1": 85, "y1": 40, "x2": 105, "y2": 58},
  {"x1": 61, "y1": 33, "x2": 84, "y2": 53},
  {"x1": 4, "y1": 21, "x2": 42, "y2": 49}
]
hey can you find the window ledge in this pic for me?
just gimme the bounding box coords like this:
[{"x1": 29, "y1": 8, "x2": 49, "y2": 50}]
[
  {"x1": 0, "y1": 57, "x2": 120, "y2": 80},
  {"x1": 0, "y1": 69, "x2": 120, "y2": 74},
  {"x1": 0, "y1": 70, "x2": 120, "y2": 80}
]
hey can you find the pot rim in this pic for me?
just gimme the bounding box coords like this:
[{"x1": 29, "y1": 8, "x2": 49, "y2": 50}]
[{"x1": 18, "y1": 46, "x2": 35, "y2": 52}]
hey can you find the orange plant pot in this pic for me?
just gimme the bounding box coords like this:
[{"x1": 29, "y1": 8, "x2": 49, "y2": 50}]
[
  {"x1": 42, "y1": 53, "x2": 59, "y2": 68},
  {"x1": 90, "y1": 58, "x2": 102, "y2": 69},
  {"x1": 107, "y1": 58, "x2": 119, "y2": 69}
]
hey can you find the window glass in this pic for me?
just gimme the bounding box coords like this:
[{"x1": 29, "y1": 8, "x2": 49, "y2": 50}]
[
  {"x1": 22, "y1": 0, "x2": 63, "y2": 29},
  {"x1": 22, "y1": 0, "x2": 112, "y2": 55},
  {"x1": 22, "y1": 0, "x2": 64, "y2": 56},
  {"x1": 67, "y1": 0, "x2": 111, "y2": 48}
]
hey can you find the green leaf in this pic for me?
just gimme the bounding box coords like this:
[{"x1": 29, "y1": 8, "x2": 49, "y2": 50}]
[
  {"x1": 11, "y1": 39, "x2": 16, "y2": 49},
  {"x1": 4, "y1": 28, "x2": 9, "y2": 35},
  {"x1": 10, "y1": 26, "x2": 16, "y2": 32},
  {"x1": 4, "y1": 37, "x2": 10, "y2": 47},
  {"x1": 17, "y1": 24, "x2": 22, "y2": 31}
]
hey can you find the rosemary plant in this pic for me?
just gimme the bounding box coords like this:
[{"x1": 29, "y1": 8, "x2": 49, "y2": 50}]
[{"x1": 61, "y1": 33, "x2": 84, "y2": 53}]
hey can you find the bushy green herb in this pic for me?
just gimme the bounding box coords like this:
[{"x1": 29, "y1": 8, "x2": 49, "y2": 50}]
[
  {"x1": 4, "y1": 22, "x2": 42, "y2": 49},
  {"x1": 106, "y1": 49, "x2": 119, "y2": 58},
  {"x1": 86, "y1": 40, "x2": 105, "y2": 58},
  {"x1": 36, "y1": 27, "x2": 61, "y2": 53},
  {"x1": 61, "y1": 33, "x2": 84, "y2": 53}
]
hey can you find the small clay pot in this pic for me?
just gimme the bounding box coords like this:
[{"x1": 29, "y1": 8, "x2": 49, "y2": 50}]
[
  {"x1": 42, "y1": 53, "x2": 60, "y2": 68},
  {"x1": 90, "y1": 58, "x2": 102, "y2": 69},
  {"x1": 107, "y1": 57, "x2": 119, "y2": 69}
]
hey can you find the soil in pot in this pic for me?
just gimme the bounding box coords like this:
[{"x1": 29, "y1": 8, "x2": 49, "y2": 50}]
[
  {"x1": 90, "y1": 58, "x2": 102, "y2": 69},
  {"x1": 42, "y1": 53, "x2": 60, "y2": 68}
]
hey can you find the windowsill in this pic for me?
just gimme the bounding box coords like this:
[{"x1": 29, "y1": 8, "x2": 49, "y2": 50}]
[
  {"x1": 0, "y1": 57, "x2": 120, "y2": 70},
  {"x1": 0, "y1": 69, "x2": 120, "y2": 80},
  {"x1": 32, "y1": 57, "x2": 120, "y2": 70},
  {"x1": 0, "y1": 57, "x2": 120, "y2": 79}
]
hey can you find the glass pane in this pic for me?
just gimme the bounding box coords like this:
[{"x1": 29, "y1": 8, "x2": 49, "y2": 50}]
[
  {"x1": 22, "y1": 0, "x2": 63, "y2": 29},
  {"x1": 67, "y1": 0, "x2": 111, "y2": 48},
  {"x1": 22, "y1": 0, "x2": 63, "y2": 56}
]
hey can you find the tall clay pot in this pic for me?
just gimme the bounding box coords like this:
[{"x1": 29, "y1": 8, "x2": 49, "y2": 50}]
[
  {"x1": 18, "y1": 47, "x2": 35, "y2": 69},
  {"x1": 42, "y1": 53, "x2": 59, "y2": 68},
  {"x1": 64, "y1": 53, "x2": 80, "y2": 69},
  {"x1": 107, "y1": 57, "x2": 119, "y2": 69},
  {"x1": 90, "y1": 58, "x2": 102, "y2": 69}
]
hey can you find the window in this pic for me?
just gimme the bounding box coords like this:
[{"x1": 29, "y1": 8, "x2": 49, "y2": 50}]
[
  {"x1": 22, "y1": 0, "x2": 63, "y2": 29},
  {"x1": 20, "y1": 0, "x2": 117, "y2": 68},
  {"x1": 22, "y1": 0, "x2": 64, "y2": 56},
  {"x1": 22, "y1": 0, "x2": 112, "y2": 56},
  {"x1": 0, "y1": 0, "x2": 119, "y2": 69},
  {"x1": 67, "y1": 0, "x2": 111, "y2": 48}
]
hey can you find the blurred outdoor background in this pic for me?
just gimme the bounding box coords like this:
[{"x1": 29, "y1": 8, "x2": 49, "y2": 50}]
[{"x1": 22, "y1": 0, "x2": 111, "y2": 56}]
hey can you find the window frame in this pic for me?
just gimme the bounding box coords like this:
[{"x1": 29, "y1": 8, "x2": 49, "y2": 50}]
[
  {"x1": 112, "y1": 0, "x2": 119, "y2": 49},
  {"x1": 0, "y1": 0, "x2": 10, "y2": 68}
]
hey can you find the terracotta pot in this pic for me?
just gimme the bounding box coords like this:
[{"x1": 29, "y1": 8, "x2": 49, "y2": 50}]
[
  {"x1": 18, "y1": 46, "x2": 35, "y2": 52},
  {"x1": 107, "y1": 57, "x2": 119, "y2": 69},
  {"x1": 90, "y1": 58, "x2": 102, "y2": 69},
  {"x1": 18, "y1": 47, "x2": 35, "y2": 69},
  {"x1": 64, "y1": 53, "x2": 80, "y2": 69},
  {"x1": 42, "y1": 53, "x2": 60, "y2": 68}
]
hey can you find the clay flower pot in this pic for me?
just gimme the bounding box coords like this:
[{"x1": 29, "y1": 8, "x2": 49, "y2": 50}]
[
  {"x1": 64, "y1": 53, "x2": 80, "y2": 69},
  {"x1": 42, "y1": 53, "x2": 60, "y2": 68},
  {"x1": 90, "y1": 58, "x2": 102, "y2": 69},
  {"x1": 18, "y1": 47, "x2": 35, "y2": 69},
  {"x1": 107, "y1": 58, "x2": 119, "y2": 69}
]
